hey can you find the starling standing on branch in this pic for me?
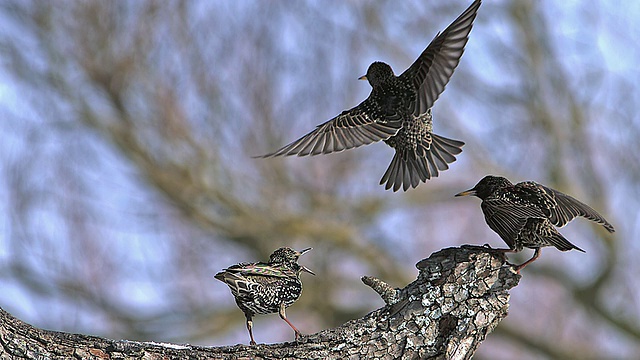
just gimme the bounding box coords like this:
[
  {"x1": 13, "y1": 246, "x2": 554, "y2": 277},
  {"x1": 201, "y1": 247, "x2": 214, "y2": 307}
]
[
  {"x1": 455, "y1": 176, "x2": 615, "y2": 271},
  {"x1": 215, "y1": 247, "x2": 315, "y2": 345},
  {"x1": 260, "y1": 0, "x2": 481, "y2": 192}
]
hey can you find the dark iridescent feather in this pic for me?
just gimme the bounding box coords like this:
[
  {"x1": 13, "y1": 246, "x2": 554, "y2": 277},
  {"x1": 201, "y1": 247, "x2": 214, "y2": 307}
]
[
  {"x1": 537, "y1": 184, "x2": 615, "y2": 232},
  {"x1": 260, "y1": 0, "x2": 481, "y2": 191},
  {"x1": 456, "y1": 175, "x2": 615, "y2": 270},
  {"x1": 400, "y1": 0, "x2": 482, "y2": 116}
]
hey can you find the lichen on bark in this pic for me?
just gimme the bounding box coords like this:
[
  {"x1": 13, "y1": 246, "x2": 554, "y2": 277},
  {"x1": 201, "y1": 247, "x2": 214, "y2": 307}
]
[{"x1": 0, "y1": 245, "x2": 520, "y2": 360}]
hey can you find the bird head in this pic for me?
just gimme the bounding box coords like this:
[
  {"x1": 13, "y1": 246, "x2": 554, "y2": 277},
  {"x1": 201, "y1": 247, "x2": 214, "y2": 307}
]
[
  {"x1": 359, "y1": 61, "x2": 395, "y2": 88},
  {"x1": 455, "y1": 175, "x2": 513, "y2": 200},
  {"x1": 269, "y1": 247, "x2": 315, "y2": 275}
]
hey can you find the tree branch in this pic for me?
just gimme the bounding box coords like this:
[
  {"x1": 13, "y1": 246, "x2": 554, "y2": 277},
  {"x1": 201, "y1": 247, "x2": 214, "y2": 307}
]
[{"x1": 0, "y1": 246, "x2": 519, "y2": 359}]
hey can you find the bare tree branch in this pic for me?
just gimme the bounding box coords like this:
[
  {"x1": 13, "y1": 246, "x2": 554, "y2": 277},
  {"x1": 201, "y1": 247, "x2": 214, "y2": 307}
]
[{"x1": 0, "y1": 246, "x2": 518, "y2": 360}]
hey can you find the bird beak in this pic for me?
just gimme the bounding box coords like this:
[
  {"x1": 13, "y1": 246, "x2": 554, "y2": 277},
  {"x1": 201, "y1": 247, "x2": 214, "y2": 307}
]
[
  {"x1": 455, "y1": 189, "x2": 476, "y2": 197},
  {"x1": 300, "y1": 265, "x2": 316, "y2": 276},
  {"x1": 358, "y1": 75, "x2": 367, "y2": 81},
  {"x1": 296, "y1": 248, "x2": 315, "y2": 275}
]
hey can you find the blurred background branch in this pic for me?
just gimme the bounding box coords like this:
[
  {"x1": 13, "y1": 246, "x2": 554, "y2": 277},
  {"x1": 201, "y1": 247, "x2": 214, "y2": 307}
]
[{"x1": 0, "y1": 1, "x2": 637, "y2": 358}]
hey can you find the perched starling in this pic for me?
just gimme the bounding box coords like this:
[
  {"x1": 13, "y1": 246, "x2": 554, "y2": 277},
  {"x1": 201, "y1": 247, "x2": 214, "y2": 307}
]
[
  {"x1": 214, "y1": 247, "x2": 314, "y2": 345},
  {"x1": 455, "y1": 175, "x2": 615, "y2": 271},
  {"x1": 260, "y1": 0, "x2": 481, "y2": 192}
]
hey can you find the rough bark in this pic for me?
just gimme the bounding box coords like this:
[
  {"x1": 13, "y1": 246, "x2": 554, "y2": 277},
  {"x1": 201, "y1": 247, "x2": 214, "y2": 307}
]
[{"x1": 0, "y1": 245, "x2": 520, "y2": 360}]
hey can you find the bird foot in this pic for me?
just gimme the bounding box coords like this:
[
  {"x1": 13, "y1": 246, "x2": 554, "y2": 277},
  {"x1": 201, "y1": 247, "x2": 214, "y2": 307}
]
[
  {"x1": 513, "y1": 264, "x2": 526, "y2": 274},
  {"x1": 504, "y1": 259, "x2": 517, "y2": 267},
  {"x1": 512, "y1": 248, "x2": 541, "y2": 273},
  {"x1": 513, "y1": 261, "x2": 532, "y2": 273}
]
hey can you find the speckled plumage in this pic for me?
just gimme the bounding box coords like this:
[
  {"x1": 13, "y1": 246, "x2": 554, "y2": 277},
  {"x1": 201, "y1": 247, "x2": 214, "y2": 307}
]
[
  {"x1": 215, "y1": 247, "x2": 314, "y2": 345},
  {"x1": 260, "y1": 0, "x2": 481, "y2": 192},
  {"x1": 456, "y1": 175, "x2": 615, "y2": 271}
]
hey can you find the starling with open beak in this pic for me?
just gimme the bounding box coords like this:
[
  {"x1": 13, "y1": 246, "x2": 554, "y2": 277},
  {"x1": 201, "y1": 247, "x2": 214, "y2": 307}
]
[{"x1": 215, "y1": 247, "x2": 315, "y2": 345}]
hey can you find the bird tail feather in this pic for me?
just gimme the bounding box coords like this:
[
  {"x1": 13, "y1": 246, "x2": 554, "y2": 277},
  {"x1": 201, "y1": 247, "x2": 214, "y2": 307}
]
[
  {"x1": 547, "y1": 232, "x2": 585, "y2": 252},
  {"x1": 379, "y1": 133, "x2": 464, "y2": 192}
]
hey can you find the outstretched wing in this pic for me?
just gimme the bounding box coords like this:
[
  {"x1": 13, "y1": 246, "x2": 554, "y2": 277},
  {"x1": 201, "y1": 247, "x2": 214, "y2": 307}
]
[
  {"x1": 400, "y1": 0, "x2": 481, "y2": 116},
  {"x1": 260, "y1": 96, "x2": 402, "y2": 157},
  {"x1": 537, "y1": 184, "x2": 615, "y2": 232}
]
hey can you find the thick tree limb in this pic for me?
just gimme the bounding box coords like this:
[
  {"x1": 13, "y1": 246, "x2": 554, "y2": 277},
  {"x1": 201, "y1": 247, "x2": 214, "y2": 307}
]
[{"x1": 0, "y1": 246, "x2": 520, "y2": 359}]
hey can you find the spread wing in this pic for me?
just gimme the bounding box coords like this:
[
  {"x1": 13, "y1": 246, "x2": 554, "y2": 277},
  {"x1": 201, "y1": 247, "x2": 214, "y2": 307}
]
[
  {"x1": 481, "y1": 196, "x2": 546, "y2": 249},
  {"x1": 537, "y1": 184, "x2": 615, "y2": 232},
  {"x1": 400, "y1": 0, "x2": 481, "y2": 116},
  {"x1": 259, "y1": 96, "x2": 402, "y2": 157}
]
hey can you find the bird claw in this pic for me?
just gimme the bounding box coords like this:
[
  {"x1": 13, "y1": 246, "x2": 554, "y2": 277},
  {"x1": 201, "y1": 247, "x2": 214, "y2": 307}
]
[{"x1": 292, "y1": 329, "x2": 308, "y2": 344}]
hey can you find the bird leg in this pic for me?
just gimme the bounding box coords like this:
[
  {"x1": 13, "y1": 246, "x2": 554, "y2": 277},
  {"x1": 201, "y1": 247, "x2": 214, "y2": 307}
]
[
  {"x1": 514, "y1": 248, "x2": 541, "y2": 272},
  {"x1": 245, "y1": 315, "x2": 257, "y2": 346},
  {"x1": 279, "y1": 303, "x2": 302, "y2": 341}
]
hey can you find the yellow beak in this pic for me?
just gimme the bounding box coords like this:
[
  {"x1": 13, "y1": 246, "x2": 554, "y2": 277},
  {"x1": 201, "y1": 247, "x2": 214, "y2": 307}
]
[{"x1": 455, "y1": 189, "x2": 476, "y2": 197}]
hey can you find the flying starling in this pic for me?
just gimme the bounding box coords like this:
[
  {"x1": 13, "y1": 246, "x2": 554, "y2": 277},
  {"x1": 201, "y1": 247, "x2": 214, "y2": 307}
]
[
  {"x1": 455, "y1": 175, "x2": 615, "y2": 271},
  {"x1": 214, "y1": 247, "x2": 314, "y2": 345},
  {"x1": 260, "y1": 0, "x2": 481, "y2": 192}
]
